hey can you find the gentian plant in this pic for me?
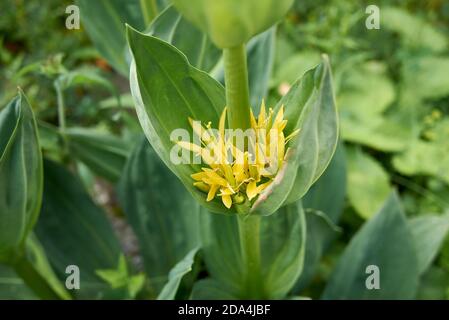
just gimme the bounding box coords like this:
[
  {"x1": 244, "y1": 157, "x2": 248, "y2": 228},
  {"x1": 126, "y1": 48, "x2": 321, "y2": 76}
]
[{"x1": 127, "y1": 0, "x2": 338, "y2": 298}]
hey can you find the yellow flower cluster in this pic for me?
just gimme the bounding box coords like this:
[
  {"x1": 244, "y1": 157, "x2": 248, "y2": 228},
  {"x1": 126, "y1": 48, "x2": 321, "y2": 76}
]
[{"x1": 177, "y1": 102, "x2": 299, "y2": 209}]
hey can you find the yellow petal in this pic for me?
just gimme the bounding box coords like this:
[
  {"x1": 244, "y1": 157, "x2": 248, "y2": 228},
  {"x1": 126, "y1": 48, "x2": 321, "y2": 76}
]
[
  {"x1": 219, "y1": 107, "x2": 227, "y2": 139},
  {"x1": 222, "y1": 194, "x2": 232, "y2": 208},
  {"x1": 207, "y1": 184, "x2": 219, "y2": 201},
  {"x1": 246, "y1": 180, "x2": 258, "y2": 200},
  {"x1": 202, "y1": 168, "x2": 229, "y2": 186},
  {"x1": 193, "y1": 181, "x2": 210, "y2": 193}
]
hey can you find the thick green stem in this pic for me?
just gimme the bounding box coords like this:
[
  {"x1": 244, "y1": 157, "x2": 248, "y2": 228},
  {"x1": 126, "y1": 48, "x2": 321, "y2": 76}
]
[
  {"x1": 223, "y1": 45, "x2": 252, "y2": 130},
  {"x1": 12, "y1": 255, "x2": 61, "y2": 300},
  {"x1": 140, "y1": 0, "x2": 158, "y2": 26},
  {"x1": 238, "y1": 215, "x2": 263, "y2": 299}
]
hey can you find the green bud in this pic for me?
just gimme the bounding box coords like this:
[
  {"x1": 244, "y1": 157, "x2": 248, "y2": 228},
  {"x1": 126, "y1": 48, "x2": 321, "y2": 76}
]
[{"x1": 171, "y1": 0, "x2": 294, "y2": 48}]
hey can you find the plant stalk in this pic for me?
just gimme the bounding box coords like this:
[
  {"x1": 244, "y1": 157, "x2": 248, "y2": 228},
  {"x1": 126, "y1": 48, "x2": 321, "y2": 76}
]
[
  {"x1": 223, "y1": 44, "x2": 252, "y2": 130},
  {"x1": 140, "y1": 0, "x2": 158, "y2": 26},
  {"x1": 238, "y1": 215, "x2": 263, "y2": 299},
  {"x1": 12, "y1": 255, "x2": 62, "y2": 300}
]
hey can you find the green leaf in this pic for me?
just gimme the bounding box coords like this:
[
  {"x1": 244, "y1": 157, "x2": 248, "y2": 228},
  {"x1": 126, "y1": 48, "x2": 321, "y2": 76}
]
[
  {"x1": 96, "y1": 255, "x2": 145, "y2": 299},
  {"x1": 199, "y1": 201, "x2": 306, "y2": 299},
  {"x1": 246, "y1": 28, "x2": 276, "y2": 108},
  {"x1": 338, "y1": 61, "x2": 395, "y2": 117},
  {"x1": 157, "y1": 248, "x2": 199, "y2": 300},
  {"x1": 292, "y1": 210, "x2": 340, "y2": 294},
  {"x1": 127, "y1": 26, "x2": 228, "y2": 213},
  {"x1": 118, "y1": 137, "x2": 200, "y2": 295},
  {"x1": 0, "y1": 264, "x2": 37, "y2": 299},
  {"x1": 260, "y1": 201, "x2": 306, "y2": 299},
  {"x1": 346, "y1": 147, "x2": 391, "y2": 219},
  {"x1": 392, "y1": 119, "x2": 449, "y2": 185},
  {"x1": 400, "y1": 56, "x2": 449, "y2": 106},
  {"x1": 66, "y1": 128, "x2": 131, "y2": 182},
  {"x1": 292, "y1": 144, "x2": 346, "y2": 292},
  {"x1": 251, "y1": 56, "x2": 339, "y2": 215},
  {"x1": 302, "y1": 143, "x2": 347, "y2": 224},
  {"x1": 76, "y1": 0, "x2": 146, "y2": 75},
  {"x1": 0, "y1": 91, "x2": 43, "y2": 262},
  {"x1": 35, "y1": 160, "x2": 123, "y2": 299},
  {"x1": 191, "y1": 278, "x2": 239, "y2": 300},
  {"x1": 22, "y1": 234, "x2": 71, "y2": 300},
  {"x1": 322, "y1": 192, "x2": 420, "y2": 299},
  {"x1": 417, "y1": 266, "x2": 449, "y2": 300},
  {"x1": 409, "y1": 214, "x2": 449, "y2": 275}
]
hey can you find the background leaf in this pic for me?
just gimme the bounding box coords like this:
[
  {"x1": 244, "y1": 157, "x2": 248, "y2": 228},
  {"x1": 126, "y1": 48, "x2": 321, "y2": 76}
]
[
  {"x1": 157, "y1": 248, "x2": 199, "y2": 300},
  {"x1": 346, "y1": 147, "x2": 391, "y2": 219},
  {"x1": 35, "y1": 160, "x2": 123, "y2": 299},
  {"x1": 322, "y1": 192, "x2": 420, "y2": 299},
  {"x1": 118, "y1": 137, "x2": 200, "y2": 296},
  {"x1": 409, "y1": 213, "x2": 449, "y2": 275}
]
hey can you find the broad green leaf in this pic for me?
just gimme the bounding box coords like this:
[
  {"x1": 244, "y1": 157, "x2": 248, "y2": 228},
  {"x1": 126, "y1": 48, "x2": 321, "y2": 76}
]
[
  {"x1": 382, "y1": 7, "x2": 447, "y2": 53},
  {"x1": 417, "y1": 266, "x2": 449, "y2": 300},
  {"x1": 409, "y1": 214, "x2": 449, "y2": 275},
  {"x1": 199, "y1": 201, "x2": 306, "y2": 299},
  {"x1": 118, "y1": 137, "x2": 200, "y2": 295},
  {"x1": 337, "y1": 61, "x2": 411, "y2": 152},
  {"x1": 66, "y1": 128, "x2": 131, "y2": 182},
  {"x1": 341, "y1": 113, "x2": 410, "y2": 152},
  {"x1": 0, "y1": 92, "x2": 42, "y2": 262},
  {"x1": 246, "y1": 28, "x2": 276, "y2": 108},
  {"x1": 338, "y1": 61, "x2": 395, "y2": 117},
  {"x1": 251, "y1": 56, "x2": 338, "y2": 215},
  {"x1": 292, "y1": 210, "x2": 340, "y2": 294},
  {"x1": 127, "y1": 26, "x2": 227, "y2": 213},
  {"x1": 0, "y1": 264, "x2": 37, "y2": 299},
  {"x1": 292, "y1": 144, "x2": 346, "y2": 292},
  {"x1": 76, "y1": 0, "x2": 145, "y2": 75},
  {"x1": 400, "y1": 56, "x2": 449, "y2": 106},
  {"x1": 23, "y1": 234, "x2": 71, "y2": 300},
  {"x1": 260, "y1": 201, "x2": 306, "y2": 299},
  {"x1": 322, "y1": 192, "x2": 420, "y2": 299},
  {"x1": 157, "y1": 248, "x2": 199, "y2": 300},
  {"x1": 191, "y1": 279, "x2": 239, "y2": 300},
  {"x1": 393, "y1": 119, "x2": 449, "y2": 185},
  {"x1": 35, "y1": 160, "x2": 123, "y2": 299},
  {"x1": 302, "y1": 143, "x2": 347, "y2": 224},
  {"x1": 346, "y1": 147, "x2": 391, "y2": 220}
]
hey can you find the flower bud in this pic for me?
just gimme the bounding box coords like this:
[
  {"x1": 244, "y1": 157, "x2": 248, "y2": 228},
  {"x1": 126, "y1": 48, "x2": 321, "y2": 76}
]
[{"x1": 171, "y1": 0, "x2": 294, "y2": 48}]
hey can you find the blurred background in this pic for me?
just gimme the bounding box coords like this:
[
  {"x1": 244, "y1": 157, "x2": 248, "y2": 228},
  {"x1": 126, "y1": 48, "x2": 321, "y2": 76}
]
[{"x1": 1, "y1": 0, "x2": 449, "y2": 299}]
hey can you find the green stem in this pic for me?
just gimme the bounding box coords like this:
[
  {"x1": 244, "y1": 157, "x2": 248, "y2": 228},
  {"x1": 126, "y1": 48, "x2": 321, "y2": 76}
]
[
  {"x1": 12, "y1": 255, "x2": 62, "y2": 300},
  {"x1": 55, "y1": 83, "x2": 66, "y2": 131},
  {"x1": 223, "y1": 44, "x2": 252, "y2": 130},
  {"x1": 140, "y1": 0, "x2": 158, "y2": 26},
  {"x1": 238, "y1": 215, "x2": 263, "y2": 299}
]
